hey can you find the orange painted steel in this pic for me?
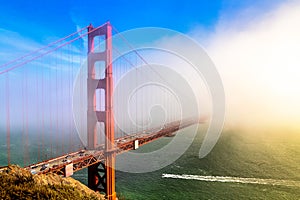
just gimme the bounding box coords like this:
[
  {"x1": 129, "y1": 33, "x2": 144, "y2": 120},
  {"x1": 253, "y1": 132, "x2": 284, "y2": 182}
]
[
  {"x1": 86, "y1": 22, "x2": 116, "y2": 199},
  {"x1": 104, "y1": 22, "x2": 116, "y2": 200}
]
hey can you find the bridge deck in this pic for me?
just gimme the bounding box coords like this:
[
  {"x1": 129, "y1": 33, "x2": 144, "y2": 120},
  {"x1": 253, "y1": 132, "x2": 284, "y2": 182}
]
[{"x1": 24, "y1": 119, "x2": 201, "y2": 176}]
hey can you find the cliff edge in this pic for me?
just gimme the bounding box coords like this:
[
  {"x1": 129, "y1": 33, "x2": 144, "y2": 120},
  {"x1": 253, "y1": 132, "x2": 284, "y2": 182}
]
[{"x1": 0, "y1": 165, "x2": 104, "y2": 200}]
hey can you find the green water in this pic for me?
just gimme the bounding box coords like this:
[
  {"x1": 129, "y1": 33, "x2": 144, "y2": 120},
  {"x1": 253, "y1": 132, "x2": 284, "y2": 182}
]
[
  {"x1": 113, "y1": 126, "x2": 300, "y2": 199},
  {"x1": 0, "y1": 129, "x2": 83, "y2": 167},
  {"x1": 1, "y1": 126, "x2": 300, "y2": 199}
]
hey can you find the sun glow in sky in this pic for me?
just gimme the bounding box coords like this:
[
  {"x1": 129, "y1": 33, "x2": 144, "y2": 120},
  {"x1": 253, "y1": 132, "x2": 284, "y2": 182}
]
[{"x1": 1, "y1": 0, "x2": 300, "y2": 132}]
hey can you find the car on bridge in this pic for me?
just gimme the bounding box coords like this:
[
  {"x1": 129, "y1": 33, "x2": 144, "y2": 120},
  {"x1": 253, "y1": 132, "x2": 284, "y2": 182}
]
[
  {"x1": 40, "y1": 165, "x2": 47, "y2": 171},
  {"x1": 62, "y1": 159, "x2": 71, "y2": 163}
]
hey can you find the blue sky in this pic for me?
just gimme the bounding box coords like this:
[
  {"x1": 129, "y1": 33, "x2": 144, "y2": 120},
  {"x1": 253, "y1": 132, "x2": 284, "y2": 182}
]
[
  {"x1": 0, "y1": 0, "x2": 286, "y2": 69},
  {"x1": 2, "y1": 0, "x2": 300, "y2": 131},
  {"x1": 0, "y1": 0, "x2": 284, "y2": 45}
]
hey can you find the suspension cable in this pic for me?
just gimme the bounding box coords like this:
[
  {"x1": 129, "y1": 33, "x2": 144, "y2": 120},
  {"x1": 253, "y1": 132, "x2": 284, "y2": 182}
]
[
  {"x1": 0, "y1": 26, "x2": 88, "y2": 69},
  {"x1": 112, "y1": 25, "x2": 169, "y2": 84},
  {"x1": 0, "y1": 24, "x2": 106, "y2": 75}
]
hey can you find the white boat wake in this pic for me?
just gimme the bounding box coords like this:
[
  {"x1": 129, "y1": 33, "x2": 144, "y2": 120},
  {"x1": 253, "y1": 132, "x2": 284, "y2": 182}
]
[{"x1": 162, "y1": 174, "x2": 300, "y2": 187}]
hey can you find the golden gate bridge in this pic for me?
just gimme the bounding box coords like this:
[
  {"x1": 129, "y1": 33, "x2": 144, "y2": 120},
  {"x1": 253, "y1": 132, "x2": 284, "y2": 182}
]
[{"x1": 0, "y1": 22, "x2": 204, "y2": 200}]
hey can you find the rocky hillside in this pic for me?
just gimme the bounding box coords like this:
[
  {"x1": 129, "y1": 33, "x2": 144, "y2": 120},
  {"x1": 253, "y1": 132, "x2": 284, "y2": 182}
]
[{"x1": 0, "y1": 165, "x2": 104, "y2": 200}]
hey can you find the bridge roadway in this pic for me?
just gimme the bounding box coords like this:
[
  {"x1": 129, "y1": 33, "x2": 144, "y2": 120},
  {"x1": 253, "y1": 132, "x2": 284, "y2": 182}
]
[{"x1": 24, "y1": 118, "x2": 201, "y2": 176}]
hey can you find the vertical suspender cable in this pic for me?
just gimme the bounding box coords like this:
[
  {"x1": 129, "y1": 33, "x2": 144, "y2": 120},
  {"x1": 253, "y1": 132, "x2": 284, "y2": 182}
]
[
  {"x1": 6, "y1": 73, "x2": 11, "y2": 165},
  {"x1": 55, "y1": 50, "x2": 59, "y2": 155},
  {"x1": 22, "y1": 67, "x2": 25, "y2": 166},
  {"x1": 25, "y1": 66, "x2": 29, "y2": 164},
  {"x1": 36, "y1": 65, "x2": 40, "y2": 161},
  {"x1": 135, "y1": 52, "x2": 138, "y2": 133},
  {"x1": 60, "y1": 49, "x2": 64, "y2": 154},
  {"x1": 68, "y1": 44, "x2": 72, "y2": 153},
  {"x1": 60, "y1": 49, "x2": 66, "y2": 154},
  {"x1": 49, "y1": 57, "x2": 53, "y2": 158},
  {"x1": 79, "y1": 46, "x2": 83, "y2": 149},
  {"x1": 41, "y1": 59, "x2": 45, "y2": 160}
]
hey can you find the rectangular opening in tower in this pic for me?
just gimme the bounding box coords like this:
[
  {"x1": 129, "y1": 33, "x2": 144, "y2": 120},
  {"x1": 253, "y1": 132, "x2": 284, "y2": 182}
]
[
  {"x1": 95, "y1": 88, "x2": 105, "y2": 112},
  {"x1": 93, "y1": 35, "x2": 106, "y2": 53}
]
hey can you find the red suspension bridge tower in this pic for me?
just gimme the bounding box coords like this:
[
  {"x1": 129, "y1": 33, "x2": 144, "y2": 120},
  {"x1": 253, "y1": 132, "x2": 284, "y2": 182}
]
[{"x1": 87, "y1": 22, "x2": 116, "y2": 200}]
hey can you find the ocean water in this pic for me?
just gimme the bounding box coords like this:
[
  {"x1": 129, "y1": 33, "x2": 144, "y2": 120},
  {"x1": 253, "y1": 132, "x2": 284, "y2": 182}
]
[
  {"x1": 1, "y1": 126, "x2": 300, "y2": 199},
  {"x1": 0, "y1": 129, "x2": 83, "y2": 167},
  {"x1": 114, "y1": 126, "x2": 300, "y2": 199}
]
